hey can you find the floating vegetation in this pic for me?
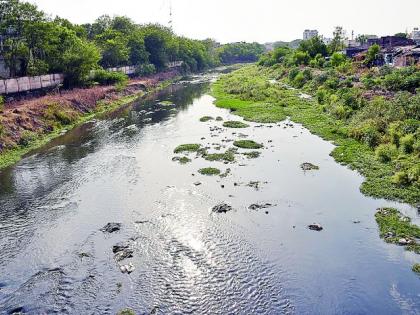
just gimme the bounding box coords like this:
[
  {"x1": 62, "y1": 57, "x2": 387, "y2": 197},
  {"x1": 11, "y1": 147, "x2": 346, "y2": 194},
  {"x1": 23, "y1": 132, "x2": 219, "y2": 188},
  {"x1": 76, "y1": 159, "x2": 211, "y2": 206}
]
[
  {"x1": 233, "y1": 140, "x2": 263, "y2": 149},
  {"x1": 158, "y1": 100, "x2": 175, "y2": 106},
  {"x1": 204, "y1": 149, "x2": 235, "y2": 162},
  {"x1": 174, "y1": 144, "x2": 201, "y2": 153},
  {"x1": 220, "y1": 168, "x2": 231, "y2": 178},
  {"x1": 300, "y1": 162, "x2": 319, "y2": 171},
  {"x1": 243, "y1": 151, "x2": 261, "y2": 159},
  {"x1": 375, "y1": 208, "x2": 420, "y2": 255},
  {"x1": 216, "y1": 116, "x2": 224, "y2": 121},
  {"x1": 413, "y1": 264, "x2": 420, "y2": 274},
  {"x1": 223, "y1": 121, "x2": 250, "y2": 128},
  {"x1": 117, "y1": 309, "x2": 136, "y2": 315},
  {"x1": 198, "y1": 167, "x2": 221, "y2": 176},
  {"x1": 200, "y1": 116, "x2": 214, "y2": 122},
  {"x1": 172, "y1": 156, "x2": 192, "y2": 164}
]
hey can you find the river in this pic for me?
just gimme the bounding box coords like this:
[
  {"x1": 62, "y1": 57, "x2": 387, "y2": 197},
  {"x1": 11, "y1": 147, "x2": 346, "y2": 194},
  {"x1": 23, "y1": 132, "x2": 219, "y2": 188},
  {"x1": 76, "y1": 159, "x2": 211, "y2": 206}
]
[{"x1": 0, "y1": 71, "x2": 419, "y2": 314}]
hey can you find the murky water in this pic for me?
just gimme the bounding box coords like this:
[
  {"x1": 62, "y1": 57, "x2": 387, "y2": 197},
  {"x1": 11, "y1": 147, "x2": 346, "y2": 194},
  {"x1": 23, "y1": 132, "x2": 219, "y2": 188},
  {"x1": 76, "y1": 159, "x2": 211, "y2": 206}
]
[{"x1": 0, "y1": 72, "x2": 419, "y2": 315}]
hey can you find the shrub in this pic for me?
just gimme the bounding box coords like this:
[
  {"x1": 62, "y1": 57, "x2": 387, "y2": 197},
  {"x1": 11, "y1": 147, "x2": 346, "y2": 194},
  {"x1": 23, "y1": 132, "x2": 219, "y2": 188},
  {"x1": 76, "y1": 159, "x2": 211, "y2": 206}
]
[
  {"x1": 382, "y1": 67, "x2": 420, "y2": 92},
  {"x1": 375, "y1": 144, "x2": 398, "y2": 163},
  {"x1": 19, "y1": 130, "x2": 37, "y2": 147},
  {"x1": 293, "y1": 72, "x2": 306, "y2": 88},
  {"x1": 0, "y1": 96, "x2": 4, "y2": 111},
  {"x1": 288, "y1": 67, "x2": 300, "y2": 81},
  {"x1": 330, "y1": 52, "x2": 347, "y2": 67},
  {"x1": 93, "y1": 69, "x2": 128, "y2": 85},
  {"x1": 135, "y1": 63, "x2": 156, "y2": 76},
  {"x1": 316, "y1": 87, "x2": 328, "y2": 105},
  {"x1": 392, "y1": 171, "x2": 410, "y2": 186},
  {"x1": 349, "y1": 119, "x2": 381, "y2": 148},
  {"x1": 400, "y1": 134, "x2": 415, "y2": 154}
]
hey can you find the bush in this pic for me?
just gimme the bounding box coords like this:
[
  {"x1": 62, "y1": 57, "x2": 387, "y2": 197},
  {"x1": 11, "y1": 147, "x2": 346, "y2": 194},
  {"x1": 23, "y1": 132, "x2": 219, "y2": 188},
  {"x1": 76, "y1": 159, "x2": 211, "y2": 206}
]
[
  {"x1": 93, "y1": 69, "x2": 128, "y2": 85},
  {"x1": 0, "y1": 96, "x2": 4, "y2": 111},
  {"x1": 349, "y1": 119, "x2": 381, "y2": 148},
  {"x1": 382, "y1": 67, "x2": 420, "y2": 92},
  {"x1": 375, "y1": 144, "x2": 398, "y2": 162},
  {"x1": 135, "y1": 63, "x2": 156, "y2": 76},
  {"x1": 400, "y1": 134, "x2": 415, "y2": 154},
  {"x1": 316, "y1": 87, "x2": 328, "y2": 105},
  {"x1": 392, "y1": 171, "x2": 410, "y2": 186},
  {"x1": 293, "y1": 72, "x2": 306, "y2": 88}
]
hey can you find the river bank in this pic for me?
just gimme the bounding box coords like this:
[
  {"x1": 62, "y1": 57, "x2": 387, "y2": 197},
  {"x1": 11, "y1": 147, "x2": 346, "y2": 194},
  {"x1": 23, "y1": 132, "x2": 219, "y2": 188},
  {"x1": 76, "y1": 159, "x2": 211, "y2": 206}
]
[
  {"x1": 212, "y1": 65, "x2": 420, "y2": 206},
  {"x1": 0, "y1": 71, "x2": 180, "y2": 169}
]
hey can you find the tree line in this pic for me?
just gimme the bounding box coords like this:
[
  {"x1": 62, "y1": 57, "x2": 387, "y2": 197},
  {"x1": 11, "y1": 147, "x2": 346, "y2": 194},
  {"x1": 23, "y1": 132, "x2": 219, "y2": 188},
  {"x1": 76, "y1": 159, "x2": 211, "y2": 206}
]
[{"x1": 0, "y1": 0, "x2": 265, "y2": 86}]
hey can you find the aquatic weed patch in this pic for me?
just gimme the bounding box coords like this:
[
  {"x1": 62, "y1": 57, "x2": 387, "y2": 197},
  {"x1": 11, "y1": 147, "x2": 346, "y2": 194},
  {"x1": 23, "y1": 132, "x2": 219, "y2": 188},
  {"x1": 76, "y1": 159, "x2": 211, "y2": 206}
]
[
  {"x1": 200, "y1": 116, "x2": 214, "y2": 122},
  {"x1": 223, "y1": 121, "x2": 249, "y2": 128},
  {"x1": 375, "y1": 208, "x2": 420, "y2": 254},
  {"x1": 204, "y1": 149, "x2": 236, "y2": 162},
  {"x1": 243, "y1": 151, "x2": 261, "y2": 159},
  {"x1": 234, "y1": 140, "x2": 263, "y2": 149},
  {"x1": 198, "y1": 167, "x2": 221, "y2": 176},
  {"x1": 174, "y1": 144, "x2": 201, "y2": 153},
  {"x1": 172, "y1": 156, "x2": 192, "y2": 164}
]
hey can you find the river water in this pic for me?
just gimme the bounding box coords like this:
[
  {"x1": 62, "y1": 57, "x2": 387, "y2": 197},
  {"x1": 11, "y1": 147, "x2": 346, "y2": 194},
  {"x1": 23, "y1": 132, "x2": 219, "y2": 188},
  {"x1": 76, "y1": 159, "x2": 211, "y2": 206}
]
[{"x1": 0, "y1": 72, "x2": 419, "y2": 314}]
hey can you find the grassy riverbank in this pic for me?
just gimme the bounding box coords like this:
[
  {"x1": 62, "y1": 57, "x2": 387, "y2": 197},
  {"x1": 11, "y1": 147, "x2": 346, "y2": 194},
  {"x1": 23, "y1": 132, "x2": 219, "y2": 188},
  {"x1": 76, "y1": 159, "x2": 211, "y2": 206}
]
[
  {"x1": 212, "y1": 65, "x2": 420, "y2": 206},
  {"x1": 0, "y1": 74, "x2": 178, "y2": 170}
]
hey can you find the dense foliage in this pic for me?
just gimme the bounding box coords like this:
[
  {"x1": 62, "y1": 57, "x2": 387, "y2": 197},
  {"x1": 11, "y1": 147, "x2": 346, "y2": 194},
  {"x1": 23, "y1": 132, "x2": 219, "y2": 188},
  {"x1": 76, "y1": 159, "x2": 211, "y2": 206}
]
[
  {"x1": 216, "y1": 42, "x2": 265, "y2": 64},
  {"x1": 0, "y1": 0, "x2": 263, "y2": 86}
]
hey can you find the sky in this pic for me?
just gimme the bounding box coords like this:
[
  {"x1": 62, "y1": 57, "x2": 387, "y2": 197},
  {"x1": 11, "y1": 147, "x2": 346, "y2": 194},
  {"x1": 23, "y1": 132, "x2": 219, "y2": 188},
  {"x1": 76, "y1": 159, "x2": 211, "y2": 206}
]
[{"x1": 28, "y1": 0, "x2": 420, "y2": 43}]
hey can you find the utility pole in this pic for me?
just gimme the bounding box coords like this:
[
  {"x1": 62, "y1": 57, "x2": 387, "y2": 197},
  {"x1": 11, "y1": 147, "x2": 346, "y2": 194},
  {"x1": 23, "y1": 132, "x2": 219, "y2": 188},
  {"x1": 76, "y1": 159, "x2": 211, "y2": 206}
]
[{"x1": 169, "y1": 0, "x2": 173, "y2": 31}]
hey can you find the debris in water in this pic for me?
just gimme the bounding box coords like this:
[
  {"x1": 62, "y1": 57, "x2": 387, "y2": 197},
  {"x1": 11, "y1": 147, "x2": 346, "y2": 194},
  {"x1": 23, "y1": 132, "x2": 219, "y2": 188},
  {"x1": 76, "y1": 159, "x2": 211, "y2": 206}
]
[
  {"x1": 301, "y1": 163, "x2": 320, "y2": 171},
  {"x1": 212, "y1": 203, "x2": 233, "y2": 213},
  {"x1": 100, "y1": 223, "x2": 122, "y2": 233},
  {"x1": 120, "y1": 263, "x2": 135, "y2": 274},
  {"x1": 308, "y1": 223, "x2": 323, "y2": 231}
]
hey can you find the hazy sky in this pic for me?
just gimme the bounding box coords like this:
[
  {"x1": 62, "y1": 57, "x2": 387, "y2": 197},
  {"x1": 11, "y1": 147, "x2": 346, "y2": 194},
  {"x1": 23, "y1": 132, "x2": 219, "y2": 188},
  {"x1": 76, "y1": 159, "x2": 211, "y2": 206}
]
[{"x1": 29, "y1": 0, "x2": 420, "y2": 43}]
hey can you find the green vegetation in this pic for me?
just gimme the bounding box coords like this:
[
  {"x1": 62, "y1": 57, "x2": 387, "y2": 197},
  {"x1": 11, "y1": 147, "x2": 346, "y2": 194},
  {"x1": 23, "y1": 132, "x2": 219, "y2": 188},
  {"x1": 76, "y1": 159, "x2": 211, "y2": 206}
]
[
  {"x1": 212, "y1": 57, "x2": 419, "y2": 205},
  {"x1": 173, "y1": 156, "x2": 191, "y2": 164},
  {"x1": 117, "y1": 309, "x2": 136, "y2": 315},
  {"x1": 223, "y1": 121, "x2": 250, "y2": 128},
  {"x1": 216, "y1": 42, "x2": 265, "y2": 64},
  {"x1": 200, "y1": 116, "x2": 214, "y2": 122},
  {"x1": 413, "y1": 264, "x2": 420, "y2": 273},
  {"x1": 375, "y1": 208, "x2": 420, "y2": 254},
  {"x1": 173, "y1": 144, "x2": 201, "y2": 153},
  {"x1": 242, "y1": 151, "x2": 261, "y2": 159},
  {"x1": 233, "y1": 140, "x2": 263, "y2": 149},
  {"x1": 198, "y1": 167, "x2": 221, "y2": 176},
  {"x1": 204, "y1": 149, "x2": 235, "y2": 162},
  {"x1": 92, "y1": 69, "x2": 128, "y2": 85}
]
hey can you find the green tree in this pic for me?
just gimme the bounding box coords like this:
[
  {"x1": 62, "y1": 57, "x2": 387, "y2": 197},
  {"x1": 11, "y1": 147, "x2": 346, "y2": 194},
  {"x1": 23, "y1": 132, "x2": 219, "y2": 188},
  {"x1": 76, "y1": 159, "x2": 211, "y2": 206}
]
[{"x1": 364, "y1": 44, "x2": 381, "y2": 67}]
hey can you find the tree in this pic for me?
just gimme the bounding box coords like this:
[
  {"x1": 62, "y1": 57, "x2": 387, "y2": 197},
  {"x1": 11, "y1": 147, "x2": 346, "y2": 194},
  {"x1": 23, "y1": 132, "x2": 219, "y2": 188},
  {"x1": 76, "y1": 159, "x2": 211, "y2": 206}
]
[
  {"x1": 95, "y1": 29, "x2": 130, "y2": 68},
  {"x1": 61, "y1": 37, "x2": 100, "y2": 86},
  {"x1": 329, "y1": 26, "x2": 346, "y2": 53},
  {"x1": 364, "y1": 44, "x2": 381, "y2": 67},
  {"x1": 298, "y1": 36, "x2": 328, "y2": 58},
  {"x1": 394, "y1": 32, "x2": 407, "y2": 39}
]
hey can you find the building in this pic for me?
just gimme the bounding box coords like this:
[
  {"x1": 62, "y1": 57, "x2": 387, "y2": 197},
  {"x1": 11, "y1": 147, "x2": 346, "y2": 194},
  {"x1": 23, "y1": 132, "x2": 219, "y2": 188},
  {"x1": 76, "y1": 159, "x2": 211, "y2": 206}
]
[
  {"x1": 411, "y1": 28, "x2": 420, "y2": 44},
  {"x1": 367, "y1": 36, "x2": 416, "y2": 48},
  {"x1": 303, "y1": 29, "x2": 318, "y2": 40}
]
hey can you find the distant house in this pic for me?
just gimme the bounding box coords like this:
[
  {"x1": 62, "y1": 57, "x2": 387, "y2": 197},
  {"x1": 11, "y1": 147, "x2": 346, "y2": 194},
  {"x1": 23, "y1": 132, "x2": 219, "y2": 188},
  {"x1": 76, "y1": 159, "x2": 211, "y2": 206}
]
[
  {"x1": 345, "y1": 47, "x2": 367, "y2": 58},
  {"x1": 367, "y1": 36, "x2": 416, "y2": 48},
  {"x1": 391, "y1": 45, "x2": 420, "y2": 67},
  {"x1": 411, "y1": 28, "x2": 420, "y2": 44},
  {"x1": 303, "y1": 30, "x2": 318, "y2": 40}
]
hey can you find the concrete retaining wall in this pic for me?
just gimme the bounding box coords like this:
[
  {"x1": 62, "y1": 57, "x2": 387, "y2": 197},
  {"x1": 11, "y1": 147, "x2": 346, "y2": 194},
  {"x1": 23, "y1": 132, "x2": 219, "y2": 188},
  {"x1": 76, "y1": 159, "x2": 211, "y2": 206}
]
[{"x1": 0, "y1": 73, "x2": 63, "y2": 95}]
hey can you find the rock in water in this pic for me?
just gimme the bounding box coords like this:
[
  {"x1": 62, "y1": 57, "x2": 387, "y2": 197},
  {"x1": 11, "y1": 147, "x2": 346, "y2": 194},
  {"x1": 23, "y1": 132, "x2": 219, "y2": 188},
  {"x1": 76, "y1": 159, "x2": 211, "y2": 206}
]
[
  {"x1": 100, "y1": 223, "x2": 122, "y2": 233},
  {"x1": 308, "y1": 223, "x2": 323, "y2": 231},
  {"x1": 212, "y1": 203, "x2": 233, "y2": 213},
  {"x1": 120, "y1": 263, "x2": 135, "y2": 274}
]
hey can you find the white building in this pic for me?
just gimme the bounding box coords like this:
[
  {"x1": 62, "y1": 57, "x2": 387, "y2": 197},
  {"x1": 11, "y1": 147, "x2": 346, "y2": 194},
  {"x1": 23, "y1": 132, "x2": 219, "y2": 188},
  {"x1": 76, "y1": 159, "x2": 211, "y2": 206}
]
[
  {"x1": 303, "y1": 29, "x2": 318, "y2": 40},
  {"x1": 411, "y1": 28, "x2": 420, "y2": 44}
]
